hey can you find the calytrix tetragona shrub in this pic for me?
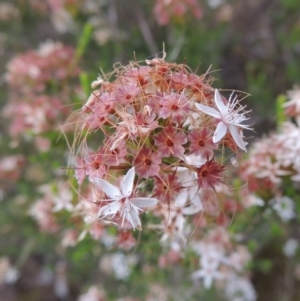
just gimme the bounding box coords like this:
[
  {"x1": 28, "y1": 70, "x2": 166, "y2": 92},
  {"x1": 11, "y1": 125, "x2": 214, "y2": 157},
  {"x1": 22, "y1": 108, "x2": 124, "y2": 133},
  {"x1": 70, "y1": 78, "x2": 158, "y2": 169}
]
[{"x1": 72, "y1": 54, "x2": 251, "y2": 232}]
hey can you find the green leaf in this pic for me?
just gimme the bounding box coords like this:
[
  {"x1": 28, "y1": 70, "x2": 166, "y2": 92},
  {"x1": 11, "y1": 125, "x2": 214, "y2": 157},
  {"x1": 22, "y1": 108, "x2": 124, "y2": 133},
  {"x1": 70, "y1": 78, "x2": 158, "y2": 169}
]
[
  {"x1": 275, "y1": 94, "x2": 287, "y2": 126},
  {"x1": 270, "y1": 222, "x2": 283, "y2": 236},
  {"x1": 75, "y1": 23, "x2": 93, "y2": 59},
  {"x1": 248, "y1": 239, "x2": 258, "y2": 252},
  {"x1": 258, "y1": 259, "x2": 273, "y2": 274},
  {"x1": 79, "y1": 72, "x2": 90, "y2": 97}
]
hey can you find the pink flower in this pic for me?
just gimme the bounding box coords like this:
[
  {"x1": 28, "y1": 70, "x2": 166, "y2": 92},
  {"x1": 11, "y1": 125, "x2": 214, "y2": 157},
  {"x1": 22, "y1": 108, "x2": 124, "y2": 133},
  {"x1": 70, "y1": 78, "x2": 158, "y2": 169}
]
[
  {"x1": 3, "y1": 95, "x2": 66, "y2": 137},
  {"x1": 84, "y1": 92, "x2": 116, "y2": 130},
  {"x1": 136, "y1": 112, "x2": 158, "y2": 133},
  {"x1": 115, "y1": 82, "x2": 141, "y2": 105},
  {"x1": 98, "y1": 139, "x2": 127, "y2": 167},
  {"x1": 75, "y1": 157, "x2": 86, "y2": 185},
  {"x1": 196, "y1": 158, "x2": 225, "y2": 190},
  {"x1": 188, "y1": 128, "x2": 217, "y2": 159},
  {"x1": 153, "y1": 172, "x2": 182, "y2": 205},
  {"x1": 153, "y1": 0, "x2": 202, "y2": 26},
  {"x1": 159, "y1": 92, "x2": 191, "y2": 123},
  {"x1": 254, "y1": 157, "x2": 291, "y2": 185},
  {"x1": 154, "y1": 124, "x2": 187, "y2": 158},
  {"x1": 169, "y1": 71, "x2": 190, "y2": 91},
  {"x1": 283, "y1": 86, "x2": 300, "y2": 118},
  {"x1": 124, "y1": 66, "x2": 151, "y2": 86},
  {"x1": 84, "y1": 152, "x2": 106, "y2": 182},
  {"x1": 133, "y1": 147, "x2": 161, "y2": 178},
  {"x1": 0, "y1": 155, "x2": 25, "y2": 181},
  {"x1": 117, "y1": 230, "x2": 137, "y2": 250},
  {"x1": 6, "y1": 41, "x2": 78, "y2": 93}
]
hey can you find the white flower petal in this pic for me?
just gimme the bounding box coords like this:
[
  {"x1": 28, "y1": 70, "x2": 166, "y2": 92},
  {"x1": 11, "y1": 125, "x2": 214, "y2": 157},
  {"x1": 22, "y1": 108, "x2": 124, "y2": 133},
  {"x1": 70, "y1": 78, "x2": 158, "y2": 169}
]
[
  {"x1": 291, "y1": 173, "x2": 300, "y2": 181},
  {"x1": 98, "y1": 200, "x2": 122, "y2": 217},
  {"x1": 94, "y1": 178, "x2": 122, "y2": 199},
  {"x1": 121, "y1": 167, "x2": 135, "y2": 197},
  {"x1": 175, "y1": 190, "x2": 189, "y2": 207},
  {"x1": 195, "y1": 103, "x2": 221, "y2": 119},
  {"x1": 228, "y1": 124, "x2": 247, "y2": 151},
  {"x1": 126, "y1": 206, "x2": 142, "y2": 230},
  {"x1": 184, "y1": 154, "x2": 206, "y2": 168},
  {"x1": 192, "y1": 269, "x2": 205, "y2": 280},
  {"x1": 130, "y1": 197, "x2": 158, "y2": 208},
  {"x1": 214, "y1": 89, "x2": 227, "y2": 115},
  {"x1": 203, "y1": 274, "x2": 214, "y2": 289},
  {"x1": 182, "y1": 205, "x2": 202, "y2": 215},
  {"x1": 213, "y1": 121, "x2": 227, "y2": 143}
]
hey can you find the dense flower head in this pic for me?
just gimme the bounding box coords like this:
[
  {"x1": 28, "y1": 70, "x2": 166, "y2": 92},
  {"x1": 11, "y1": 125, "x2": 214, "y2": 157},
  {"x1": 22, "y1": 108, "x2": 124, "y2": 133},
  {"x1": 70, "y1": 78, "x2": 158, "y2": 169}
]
[
  {"x1": 153, "y1": 0, "x2": 203, "y2": 26},
  {"x1": 0, "y1": 155, "x2": 25, "y2": 182},
  {"x1": 191, "y1": 227, "x2": 254, "y2": 294},
  {"x1": 3, "y1": 95, "x2": 68, "y2": 138},
  {"x1": 72, "y1": 55, "x2": 251, "y2": 231},
  {"x1": 242, "y1": 120, "x2": 300, "y2": 194},
  {"x1": 3, "y1": 41, "x2": 79, "y2": 143},
  {"x1": 0, "y1": 154, "x2": 25, "y2": 195},
  {"x1": 5, "y1": 40, "x2": 78, "y2": 93},
  {"x1": 240, "y1": 92, "x2": 300, "y2": 225}
]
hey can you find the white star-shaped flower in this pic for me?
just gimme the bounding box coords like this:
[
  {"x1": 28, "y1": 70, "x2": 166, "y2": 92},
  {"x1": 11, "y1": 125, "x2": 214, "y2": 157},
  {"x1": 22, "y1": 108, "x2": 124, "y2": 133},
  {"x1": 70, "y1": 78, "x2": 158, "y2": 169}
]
[
  {"x1": 192, "y1": 264, "x2": 223, "y2": 289},
  {"x1": 195, "y1": 89, "x2": 250, "y2": 151},
  {"x1": 94, "y1": 167, "x2": 158, "y2": 230}
]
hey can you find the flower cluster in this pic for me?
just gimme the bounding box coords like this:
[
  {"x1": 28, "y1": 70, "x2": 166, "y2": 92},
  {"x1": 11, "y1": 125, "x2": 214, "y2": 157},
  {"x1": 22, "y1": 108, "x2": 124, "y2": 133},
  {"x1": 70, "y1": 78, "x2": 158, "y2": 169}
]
[
  {"x1": 0, "y1": 3, "x2": 20, "y2": 21},
  {"x1": 3, "y1": 40, "x2": 79, "y2": 146},
  {"x1": 73, "y1": 55, "x2": 250, "y2": 233},
  {"x1": 153, "y1": 0, "x2": 203, "y2": 26},
  {"x1": 3, "y1": 95, "x2": 68, "y2": 138},
  {"x1": 27, "y1": 0, "x2": 124, "y2": 45},
  {"x1": 242, "y1": 121, "x2": 300, "y2": 191},
  {"x1": 6, "y1": 40, "x2": 78, "y2": 93},
  {"x1": 0, "y1": 155, "x2": 25, "y2": 183},
  {"x1": 283, "y1": 85, "x2": 300, "y2": 121},
  {"x1": 29, "y1": 182, "x2": 71, "y2": 233},
  {"x1": 241, "y1": 87, "x2": 300, "y2": 222},
  {"x1": 191, "y1": 227, "x2": 255, "y2": 301}
]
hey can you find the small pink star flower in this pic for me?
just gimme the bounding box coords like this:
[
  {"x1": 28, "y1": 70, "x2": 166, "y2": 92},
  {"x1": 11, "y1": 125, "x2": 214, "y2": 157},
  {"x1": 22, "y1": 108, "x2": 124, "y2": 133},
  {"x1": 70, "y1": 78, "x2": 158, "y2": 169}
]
[
  {"x1": 115, "y1": 82, "x2": 141, "y2": 105},
  {"x1": 98, "y1": 139, "x2": 127, "y2": 167},
  {"x1": 84, "y1": 92, "x2": 116, "y2": 129},
  {"x1": 197, "y1": 158, "x2": 225, "y2": 190},
  {"x1": 188, "y1": 128, "x2": 217, "y2": 159},
  {"x1": 159, "y1": 92, "x2": 191, "y2": 123},
  {"x1": 124, "y1": 66, "x2": 151, "y2": 86},
  {"x1": 84, "y1": 152, "x2": 106, "y2": 182},
  {"x1": 153, "y1": 124, "x2": 187, "y2": 158},
  {"x1": 75, "y1": 157, "x2": 86, "y2": 185},
  {"x1": 153, "y1": 172, "x2": 182, "y2": 205},
  {"x1": 133, "y1": 147, "x2": 161, "y2": 178}
]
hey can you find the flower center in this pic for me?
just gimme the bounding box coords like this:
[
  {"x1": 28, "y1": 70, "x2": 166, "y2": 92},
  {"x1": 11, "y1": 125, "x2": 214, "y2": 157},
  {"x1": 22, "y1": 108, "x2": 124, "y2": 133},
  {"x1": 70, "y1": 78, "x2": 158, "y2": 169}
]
[
  {"x1": 144, "y1": 158, "x2": 152, "y2": 166},
  {"x1": 166, "y1": 138, "x2": 174, "y2": 147},
  {"x1": 198, "y1": 139, "x2": 205, "y2": 147},
  {"x1": 93, "y1": 162, "x2": 100, "y2": 169},
  {"x1": 201, "y1": 170, "x2": 208, "y2": 177},
  {"x1": 171, "y1": 104, "x2": 179, "y2": 111}
]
